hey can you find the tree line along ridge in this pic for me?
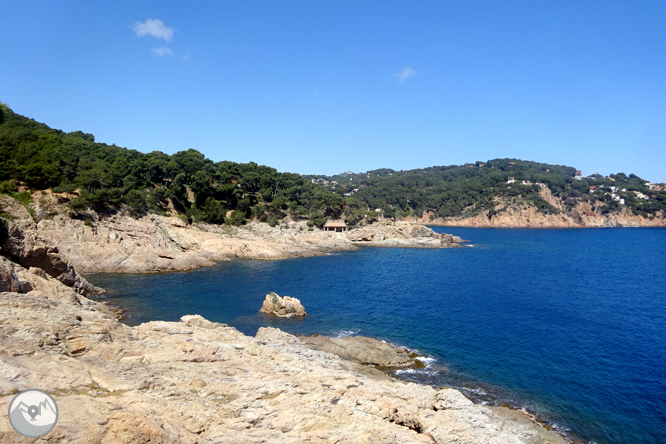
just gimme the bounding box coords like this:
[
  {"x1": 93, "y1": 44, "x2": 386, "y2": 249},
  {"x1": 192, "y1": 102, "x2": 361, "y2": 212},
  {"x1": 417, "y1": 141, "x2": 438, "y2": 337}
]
[{"x1": 1, "y1": 103, "x2": 664, "y2": 226}]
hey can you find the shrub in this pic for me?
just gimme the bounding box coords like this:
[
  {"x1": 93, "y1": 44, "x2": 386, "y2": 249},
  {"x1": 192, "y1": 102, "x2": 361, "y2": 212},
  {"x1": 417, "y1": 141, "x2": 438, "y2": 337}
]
[
  {"x1": 69, "y1": 197, "x2": 90, "y2": 211},
  {"x1": 228, "y1": 210, "x2": 247, "y2": 226},
  {"x1": 197, "y1": 197, "x2": 225, "y2": 224},
  {"x1": 13, "y1": 191, "x2": 32, "y2": 205},
  {"x1": 0, "y1": 180, "x2": 18, "y2": 194},
  {"x1": 124, "y1": 189, "x2": 148, "y2": 217},
  {"x1": 52, "y1": 183, "x2": 78, "y2": 194},
  {"x1": 312, "y1": 217, "x2": 327, "y2": 228}
]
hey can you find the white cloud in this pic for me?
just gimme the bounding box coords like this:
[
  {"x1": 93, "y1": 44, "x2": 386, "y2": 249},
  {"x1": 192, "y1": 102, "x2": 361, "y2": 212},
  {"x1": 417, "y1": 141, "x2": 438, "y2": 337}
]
[
  {"x1": 132, "y1": 19, "x2": 175, "y2": 41},
  {"x1": 152, "y1": 47, "x2": 173, "y2": 56},
  {"x1": 396, "y1": 67, "x2": 417, "y2": 83}
]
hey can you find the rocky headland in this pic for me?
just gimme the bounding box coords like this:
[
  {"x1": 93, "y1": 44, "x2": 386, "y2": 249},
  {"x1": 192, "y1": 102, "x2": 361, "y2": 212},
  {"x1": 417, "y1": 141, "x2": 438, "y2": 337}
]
[
  {"x1": 346, "y1": 221, "x2": 466, "y2": 248},
  {"x1": 429, "y1": 205, "x2": 666, "y2": 228},
  {"x1": 0, "y1": 192, "x2": 466, "y2": 274},
  {"x1": 411, "y1": 190, "x2": 666, "y2": 228}
]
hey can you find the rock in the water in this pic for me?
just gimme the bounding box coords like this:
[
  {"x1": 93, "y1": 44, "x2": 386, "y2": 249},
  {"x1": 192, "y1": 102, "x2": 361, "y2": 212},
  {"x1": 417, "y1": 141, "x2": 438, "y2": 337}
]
[
  {"x1": 299, "y1": 334, "x2": 415, "y2": 367},
  {"x1": 260, "y1": 291, "x2": 307, "y2": 317}
]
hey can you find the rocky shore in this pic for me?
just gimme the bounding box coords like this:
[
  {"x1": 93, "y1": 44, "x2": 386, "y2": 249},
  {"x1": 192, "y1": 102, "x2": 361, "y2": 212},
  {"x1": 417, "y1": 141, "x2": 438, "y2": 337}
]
[
  {"x1": 0, "y1": 284, "x2": 567, "y2": 442},
  {"x1": 0, "y1": 192, "x2": 466, "y2": 274},
  {"x1": 0, "y1": 215, "x2": 568, "y2": 443}
]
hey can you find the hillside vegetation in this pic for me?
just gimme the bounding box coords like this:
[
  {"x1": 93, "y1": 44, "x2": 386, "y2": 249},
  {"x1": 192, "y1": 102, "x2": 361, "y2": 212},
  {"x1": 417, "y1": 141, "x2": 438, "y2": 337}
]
[
  {"x1": 307, "y1": 161, "x2": 666, "y2": 221},
  {"x1": 1, "y1": 103, "x2": 665, "y2": 226},
  {"x1": 0, "y1": 104, "x2": 344, "y2": 227}
]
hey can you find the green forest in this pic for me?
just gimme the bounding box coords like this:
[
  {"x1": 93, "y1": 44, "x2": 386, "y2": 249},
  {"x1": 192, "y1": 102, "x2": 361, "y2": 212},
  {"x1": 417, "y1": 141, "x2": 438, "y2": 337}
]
[
  {"x1": 1, "y1": 103, "x2": 665, "y2": 226},
  {"x1": 0, "y1": 104, "x2": 344, "y2": 227},
  {"x1": 306, "y1": 159, "x2": 666, "y2": 220}
]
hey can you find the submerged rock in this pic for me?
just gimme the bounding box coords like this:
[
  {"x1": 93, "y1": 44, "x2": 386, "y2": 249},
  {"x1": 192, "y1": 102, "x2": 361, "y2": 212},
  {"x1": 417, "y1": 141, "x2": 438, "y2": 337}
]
[{"x1": 260, "y1": 291, "x2": 307, "y2": 317}]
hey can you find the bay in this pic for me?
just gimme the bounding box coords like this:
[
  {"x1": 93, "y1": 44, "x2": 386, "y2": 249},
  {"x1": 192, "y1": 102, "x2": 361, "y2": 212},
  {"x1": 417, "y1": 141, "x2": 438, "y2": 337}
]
[{"x1": 87, "y1": 227, "x2": 666, "y2": 444}]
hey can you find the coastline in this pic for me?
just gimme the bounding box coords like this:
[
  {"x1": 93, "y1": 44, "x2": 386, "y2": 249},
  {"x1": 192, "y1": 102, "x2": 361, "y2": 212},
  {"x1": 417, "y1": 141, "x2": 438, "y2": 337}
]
[
  {"x1": 301, "y1": 334, "x2": 584, "y2": 444},
  {"x1": 3, "y1": 194, "x2": 642, "y2": 442},
  {"x1": 405, "y1": 201, "x2": 666, "y2": 228},
  {"x1": 95, "y1": 283, "x2": 584, "y2": 444},
  {"x1": 86, "y1": 284, "x2": 583, "y2": 444},
  {"x1": 1, "y1": 192, "x2": 466, "y2": 274},
  {"x1": 0, "y1": 210, "x2": 572, "y2": 443},
  {"x1": 0, "y1": 286, "x2": 571, "y2": 443},
  {"x1": 4, "y1": 190, "x2": 664, "y2": 277}
]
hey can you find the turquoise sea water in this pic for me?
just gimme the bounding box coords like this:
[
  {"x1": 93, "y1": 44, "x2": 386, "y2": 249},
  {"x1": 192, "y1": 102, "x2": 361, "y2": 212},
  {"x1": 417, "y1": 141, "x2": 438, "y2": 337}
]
[{"x1": 88, "y1": 228, "x2": 666, "y2": 444}]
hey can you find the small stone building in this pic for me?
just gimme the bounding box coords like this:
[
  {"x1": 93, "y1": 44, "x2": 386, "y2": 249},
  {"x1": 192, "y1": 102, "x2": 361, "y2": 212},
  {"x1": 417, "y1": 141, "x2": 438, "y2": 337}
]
[{"x1": 323, "y1": 220, "x2": 347, "y2": 232}]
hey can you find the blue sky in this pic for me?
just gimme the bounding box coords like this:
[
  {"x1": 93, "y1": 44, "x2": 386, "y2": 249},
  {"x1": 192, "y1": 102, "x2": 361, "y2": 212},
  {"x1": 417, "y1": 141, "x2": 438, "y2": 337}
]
[{"x1": 2, "y1": 1, "x2": 665, "y2": 181}]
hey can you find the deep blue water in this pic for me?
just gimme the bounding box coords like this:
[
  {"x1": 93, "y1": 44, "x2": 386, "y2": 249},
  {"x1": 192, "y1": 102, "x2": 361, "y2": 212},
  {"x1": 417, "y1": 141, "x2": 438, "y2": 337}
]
[{"x1": 87, "y1": 228, "x2": 666, "y2": 444}]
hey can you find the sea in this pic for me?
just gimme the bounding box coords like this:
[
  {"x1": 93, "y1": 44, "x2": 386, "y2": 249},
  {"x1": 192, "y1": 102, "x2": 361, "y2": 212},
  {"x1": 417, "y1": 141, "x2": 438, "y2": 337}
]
[{"x1": 87, "y1": 227, "x2": 666, "y2": 444}]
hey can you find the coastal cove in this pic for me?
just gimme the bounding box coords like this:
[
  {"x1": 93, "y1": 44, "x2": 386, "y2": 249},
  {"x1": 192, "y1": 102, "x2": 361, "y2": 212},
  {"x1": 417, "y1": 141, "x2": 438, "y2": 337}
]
[{"x1": 88, "y1": 227, "x2": 666, "y2": 444}]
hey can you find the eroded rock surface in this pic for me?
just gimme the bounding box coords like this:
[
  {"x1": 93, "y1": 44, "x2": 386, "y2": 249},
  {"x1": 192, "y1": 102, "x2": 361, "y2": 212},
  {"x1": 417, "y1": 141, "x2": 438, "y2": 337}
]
[
  {"x1": 347, "y1": 222, "x2": 468, "y2": 248},
  {"x1": 0, "y1": 192, "x2": 468, "y2": 274},
  {"x1": 299, "y1": 334, "x2": 415, "y2": 367},
  {"x1": 412, "y1": 192, "x2": 666, "y2": 228},
  {"x1": 260, "y1": 292, "x2": 307, "y2": 317},
  {"x1": 0, "y1": 287, "x2": 567, "y2": 443},
  {"x1": 1, "y1": 219, "x2": 100, "y2": 296}
]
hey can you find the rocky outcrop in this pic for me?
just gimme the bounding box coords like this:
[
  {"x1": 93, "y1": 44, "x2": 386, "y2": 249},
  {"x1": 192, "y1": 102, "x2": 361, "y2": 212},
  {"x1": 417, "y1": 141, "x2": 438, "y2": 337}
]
[
  {"x1": 0, "y1": 290, "x2": 568, "y2": 443},
  {"x1": 0, "y1": 254, "x2": 106, "y2": 308},
  {"x1": 0, "y1": 257, "x2": 28, "y2": 293},
  {"x1": 0, "y1": 190, "x2": 355, "y2": 273},
  {"x1": 347, "y1": 221, "x2": 468, "y2": 248},
  {"x1": 299, "y1": 334, "x2": 416, "y2": 367},
  {"x1": 0, "y1": 192, "x2": 469, "y2": 274},
  {"x1": 0, "y1": 219, "x2": 100, "y2": 296},
  {"x1": 260, "y1": 292, "x2": 307, "y2": 317}
]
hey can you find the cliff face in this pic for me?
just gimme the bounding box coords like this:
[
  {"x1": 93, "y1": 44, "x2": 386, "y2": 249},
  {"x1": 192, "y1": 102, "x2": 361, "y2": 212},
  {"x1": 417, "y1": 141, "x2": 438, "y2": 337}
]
[
  {"x1": 430, "y1": 205, "x2": 666, "y2": 228},
  {"x1": 1, "y1": 219, "x2": 100, "y2": 296},
  {"x1": 414, "y1": 190, "x2": 666, "y2": 228}
]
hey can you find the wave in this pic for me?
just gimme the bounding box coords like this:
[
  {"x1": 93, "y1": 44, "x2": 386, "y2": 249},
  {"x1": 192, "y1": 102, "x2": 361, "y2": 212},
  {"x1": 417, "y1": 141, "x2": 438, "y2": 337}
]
[
  {"x1": 416, "y1": 356, "x2": 437, "y2": 365},
  {"x1": 332, "y1": 329, "x2": 360, "y2": 338},
  {"x1": 395, "y1": 367, "x2": 439, "y2": 376}
]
